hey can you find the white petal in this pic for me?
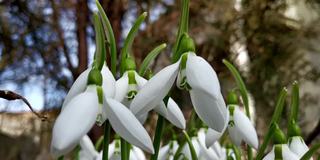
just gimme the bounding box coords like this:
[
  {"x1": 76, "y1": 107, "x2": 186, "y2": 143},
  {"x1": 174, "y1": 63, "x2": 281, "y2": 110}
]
[
  {"x1": 158, "y1": 143, "x2": 170, "y2": 160},
  {"x1": 211, "y1": 142, "x2": 224, "y2": 158},
  {"x1": 205, "y1": 128, "x2": 223, "y2": 148},
  {"x1": 288, "y1": 136, "x2": 311, "y2": 159},
  {"x1": 108, "y1": 140, "x2": 116, "y2": 158},
  {"x1": 137, "y1": 113, "x2": 148, "y2": 124},
  {"x1": 262, "y1": 149, "x2": 275, "y2": 160},
  {"x1": 102, "y1": 65, "x2": 116, "y2": 98},
  {"x1": 62, "y1": 68, "x2": 90, "y2": 109},
  {"x1": 132, "y1": 146, "x2": 146, "y2": 160},
  {"x1": 114, "y1": 72, "x2": 129, "y2": 102},
  {"x1": 189, "y1": 89, "x2": 228, "y2": 132},
  {"x1": 51, "y1": 90, "x2": 99, "y2": 157},
  {"x1": 233, "y1": 106, "x2": 259, "y2": 149},
  {"x1": 228, "y1": 125, "x2": 242, "y2": 146},
  {"x1": 166, "y1": 98, "x2": 186, "y2": 129},
  {"x1": 197, "y1": 129, "x2": 220, "y2": 160},
  {"x1": 105, "y1": 98, "x2": 154, "y2": 153},
  {"x1": 135, "y1": 72, "x2": 148, "y2": 88},
  {"x1": 79, "y1": 135, "x2": 99, "y2": 159},
  {"x1": 282, "y1": 144, "x2": 300, "y2": 160},
  {"x1": 130, "y1": 61, "x2": 180, "y2": 116},
  {"x1": 109, "y1": 152, "x2": 121, "y2": 160},
  {"x1": 135, "y1": 72, "x2": 169, "y2": 118},
  {"x1": 154, "y1": 102, "x2": 168, "y2": 118},
  {"x1": 158, "y1": 141, "x2": 178, "y2": 160},
  {"x1": 186, "y1": 53, "x2": 221, "y2": 98}
]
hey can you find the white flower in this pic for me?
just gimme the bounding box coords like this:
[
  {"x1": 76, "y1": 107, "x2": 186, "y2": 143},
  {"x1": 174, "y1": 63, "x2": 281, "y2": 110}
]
[
  {"x1": 227, "y1": 104, "x2": 258, "y2": 149},
  {"x1": 51, "y1": 67, "x2": 154, "y2": 157},
  {"x1": 288, "y1": 136, "x2": 312, "y2": 159},
  {"x1": 115, "y1": 70, "x2": 185, "y2": 129},
  {"x1": 130, "y1": 52, "x2": 228, "y2": 133},
  {"x1": 205, "y1": 119, "x2": 228, "y2": 148},
  {"x1": 197, "y1": 129, "x2": 220, "y2": 160},
  {"x1": 107, "y1": 139, "x2": 146, "y2": 160},
  {"x1": 263, "y1": 144, "x2": 299, "y2": 160},
  {"x1": 62, "y1": 65, "x2": 115, "y2": 109},
  {"x1": 158, "y1": 141, "x2": 179, "y2": 160},
  {"x1": 79, "y1": 135, "x2": 101, "y2": 160}
]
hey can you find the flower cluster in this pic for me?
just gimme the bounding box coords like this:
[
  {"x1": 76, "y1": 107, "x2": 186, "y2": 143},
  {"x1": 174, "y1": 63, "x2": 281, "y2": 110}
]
[{"x1": 49, "y1": 0, "x2": 316, "y2": 160}]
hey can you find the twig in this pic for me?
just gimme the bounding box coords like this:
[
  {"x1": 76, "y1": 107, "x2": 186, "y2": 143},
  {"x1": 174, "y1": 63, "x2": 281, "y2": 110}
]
[
  {"x1": 306, "y1": 119, "x2": 320, "y2": 145},
  {"x1": 0, "y1": 90, "x2": 48, "y2": 121}
]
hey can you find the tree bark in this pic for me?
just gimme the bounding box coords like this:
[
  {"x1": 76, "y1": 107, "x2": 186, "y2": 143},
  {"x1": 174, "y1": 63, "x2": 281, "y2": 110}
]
[{"x1": 76, "y1": 0, "x2": 89, "y2": 77}]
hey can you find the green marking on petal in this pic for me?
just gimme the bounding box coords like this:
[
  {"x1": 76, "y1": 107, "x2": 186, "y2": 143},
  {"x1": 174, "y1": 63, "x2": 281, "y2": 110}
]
[
  {"x1": 274, "y1": 144, "x2": 283, "y2": 160},
  {"x1": 127, "y1": 90, "x2": 137, "y2": 100}
]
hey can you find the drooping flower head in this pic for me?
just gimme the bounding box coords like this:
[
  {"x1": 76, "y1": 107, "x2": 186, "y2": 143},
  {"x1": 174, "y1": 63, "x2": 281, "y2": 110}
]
[
  {"x1": 263, "y1": 124, "x2": 299, "y2": 160},
  {"x1": 115, "y1": 57, "x2": 185, "y2": 128},
  {"x1": 130, "y1": 35, "x2": 228, "y2": 135}
]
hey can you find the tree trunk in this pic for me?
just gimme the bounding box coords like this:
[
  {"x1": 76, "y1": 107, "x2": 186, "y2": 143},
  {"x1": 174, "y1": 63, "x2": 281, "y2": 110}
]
[{"x1": 76, "y1": 0, "x2": 89, "y2": 77}]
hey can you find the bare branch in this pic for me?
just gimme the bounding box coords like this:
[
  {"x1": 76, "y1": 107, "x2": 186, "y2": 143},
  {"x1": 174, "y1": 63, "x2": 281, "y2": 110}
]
[{"x1": 0, "y1": 90, "x2": 48, "y2": 121}]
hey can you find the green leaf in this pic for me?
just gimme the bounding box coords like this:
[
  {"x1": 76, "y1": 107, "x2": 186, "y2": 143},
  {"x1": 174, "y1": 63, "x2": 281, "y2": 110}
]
[
  {"x1": 289, "y1": 81, "x2": 299, "y2": 123},
  {"x1": 300, "y1": 142, "x2": 320, "y2": 160},
  {"x1": 120, "y1": 12, "x2": 147, "y2": 74},
  {"x1": 93, "y1": 12, "x2": 106, "y2": 71},
  {"x1": 138, "y1": 43, "x2": 166, "y2": 76},
  {"x1": 256, "y1": 88, "x2": 288, "y2": 160},
  {"x1": 96, "y1": 0, "x2": 117, "y2": 75}
]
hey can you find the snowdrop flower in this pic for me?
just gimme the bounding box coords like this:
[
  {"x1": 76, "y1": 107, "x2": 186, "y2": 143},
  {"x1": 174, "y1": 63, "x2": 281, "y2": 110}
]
[
  {"x1": 130, "y1": 51, "x2": 228, "y2": 133},
  {"x1": 227, "y1": 104, "x2": 258, "y2": 149},
  {"x1": 115, "y1": 68, "x2": 185, "y2": 128},
  {"x1": 263, "y1": 144, "x2": 299, "y2": 160},
  {"x1": 62, "y1": 64, "x2": 115, "y2": 111},
  {"x1": 158, "y1": 140, "x2": 179, "y2": 160},
  {"x1": 288, "y1": 136, "x2": 311, "y2": 159},
  {"x1": 263, "y1": 124, "x2": 299, "y2": 160},
  {"x1": 287, "y1": 121, "x2": 312, "y2": 159},
  {"x1": 79, "y1": 135, "x2": 101, "y2": 160},
  {"x1": 197, "y1": 129, "x2": 220, "y2": 160},
  {"x1": 108, "y1": 138, "x2": 146, "y2": 160},
  {"x1": 51, "y1": 66, "x2": 154, "y2": 157}
]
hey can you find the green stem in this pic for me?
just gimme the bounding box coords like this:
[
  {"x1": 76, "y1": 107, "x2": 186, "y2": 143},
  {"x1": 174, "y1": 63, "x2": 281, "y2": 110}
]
[
  {"x1": 102, "y1": 122, "x2": 111, "y2": 160},
  {"x1": 126, "y1": 143, "x2": 131, "y2": 160},
  {"x1": 96, "y1": 0, "x2": 117, "y2": 75},
  {"x1": 256, "y1": 88, "x2": 288, "y2": 160},
  {"x1": 232, "y1": 145, "x2": 242, "y2": 160},
  {"x1": 173, "y1": 141, "x2": 186, "y2": 160},
  {"x1": 121, "y1": 138, "x2": 128, "y2": 160},
  {"x1": 120, "y1": 12, "x2": 147, "y2": 74},
  {"x1": 222, "y1": 59, "x2": 252, "y2": 160},
  {"x1": 289, "y1": 81, "x2": 299, "y2": 123},
  {"x1": 150, "y1": 115, "x2": 165, "y2": 160},
  {"x1": 58, "y1": 156, "x2": 64, "y2": 160},
  {"x1": 172, "y1": 0, "x2": 190, "y2": 62},
  {"x1": 173, "y1": 0, "x2": 189, "y2": 55},
  {"x1": 183, "y1": 130, "x2": 197, "y2": 160}
]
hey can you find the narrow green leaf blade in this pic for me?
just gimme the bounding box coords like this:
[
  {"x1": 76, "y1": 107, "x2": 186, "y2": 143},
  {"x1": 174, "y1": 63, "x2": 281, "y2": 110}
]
[{"x1": 138, "y1": 43, "x2": 166, "y2": 76}]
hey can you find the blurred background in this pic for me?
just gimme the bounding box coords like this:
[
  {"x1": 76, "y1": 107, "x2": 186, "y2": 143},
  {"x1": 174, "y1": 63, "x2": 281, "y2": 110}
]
[{"x1": 1, "y1": 0, "x2": 320, "y2": 159}]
